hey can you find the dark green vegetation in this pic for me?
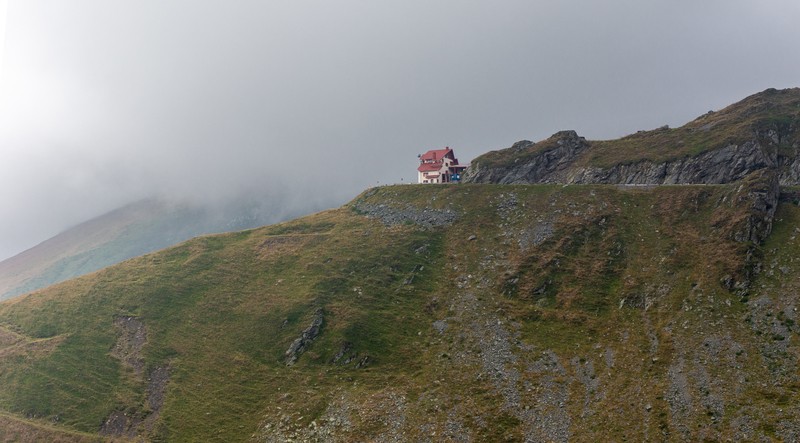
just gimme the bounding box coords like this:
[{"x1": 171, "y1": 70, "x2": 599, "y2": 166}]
[{"x1": 0, "y1": 178, "x2": 798, "y2": 441}]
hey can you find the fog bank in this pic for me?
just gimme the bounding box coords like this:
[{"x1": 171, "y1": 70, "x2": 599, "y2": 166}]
[{"x1": 1, "y1": 0, "x2": 799, "y2": 259}]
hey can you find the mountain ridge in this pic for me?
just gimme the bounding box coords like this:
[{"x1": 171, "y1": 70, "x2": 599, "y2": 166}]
[
  {"x1": 1, "y1": 88, "x2": 799, "y2": 441},
  {"x1": 463, "y1": 87, "x2": 800, "y2": 186}
]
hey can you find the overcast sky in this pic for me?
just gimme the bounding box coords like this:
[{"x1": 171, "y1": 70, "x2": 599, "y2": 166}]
[{"x1": 1, "y1": 0, "x2": 799, "y2": 260}]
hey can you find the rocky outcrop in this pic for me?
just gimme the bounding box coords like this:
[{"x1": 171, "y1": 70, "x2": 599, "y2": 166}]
[
  {"x1": 464, "y1": 133, "x2": 785, "y2": 187},
  {"x1": 735, "y1": 170, "x2": 780, "y2": 245},
  {"x1": 467, "y1": 132, "x2": 785, "y2": 246},
  {"x1": 463, "y1": 88, "x2": 800, "y2": 190},
  {"x1": 462, "y1": 89, "x2": 800, "y2": 261},
  {"x1": 464, "y1": 131, "x2": 591, "y2": 184},
  {"x1": 777, "y1": 144, "x2": 800, "y2": 185},
  {"x1": 568, "y1": 141, "x2": 777, "y2": 185},
  {"x1": 717, "y1": 170, "x2": 782, "y2": 296},
  {"x1": 285, "y1": 308, "x2": 324, "y2": 366}
]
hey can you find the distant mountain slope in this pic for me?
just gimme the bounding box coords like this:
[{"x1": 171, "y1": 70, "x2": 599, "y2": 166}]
[
  {"x1": 464, "y1": 87, "x2": 800, "y2": 185},
  {"x1": 0, "y1": 195, "x2": 322, "y2": 300}
]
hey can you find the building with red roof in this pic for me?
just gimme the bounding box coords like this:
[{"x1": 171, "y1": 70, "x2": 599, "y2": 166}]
[{"x1": 417, "y1": 147, "x2": 467, "y2": 184}]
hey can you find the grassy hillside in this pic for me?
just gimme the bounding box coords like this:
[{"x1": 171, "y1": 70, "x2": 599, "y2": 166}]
[
  {"x1": 0, "y1": 182, "x2": 798, "y2": 441},
  {"x1": 0, "y1": 195, "x2": 321, "y2": 301}
]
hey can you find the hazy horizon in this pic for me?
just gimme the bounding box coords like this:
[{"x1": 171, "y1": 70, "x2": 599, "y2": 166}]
[{"x1": 1, "y1": 1, "x2": 800, "y2": 260}]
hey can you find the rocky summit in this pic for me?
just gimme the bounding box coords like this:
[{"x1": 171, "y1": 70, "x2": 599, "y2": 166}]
[
  {"x1": 464, "y1": 87, "x2": 800, "y2": 187},
  {"x1": 1, "y1": 89, "x2": 800, "y2": 442}
]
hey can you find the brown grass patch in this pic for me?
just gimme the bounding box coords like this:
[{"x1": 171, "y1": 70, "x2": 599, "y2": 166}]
[
  {"x1": 0, "y1": 325, "x2": 25, "y2": 348},
  {"x1": 256, "y1": 234, "x2": 326, "y2": 260},
  {"x1": 0, "y1": 334, "x2": 66, "y2": 361},
  {"x1": 0, "y1": 412, "x2": 101, "y2": 442}
]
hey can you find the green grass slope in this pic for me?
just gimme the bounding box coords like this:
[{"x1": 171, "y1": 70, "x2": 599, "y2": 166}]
[
  {"x1": 0, "y1": 195, "x2": 317, "y2": 301},
  {"x1": 0, "y1": 181, "x2": 798, "y2": 441}
]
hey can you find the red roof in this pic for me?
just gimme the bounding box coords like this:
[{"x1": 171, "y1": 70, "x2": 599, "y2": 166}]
[
  {"x1": 419, "y1": 148, "x2": 453, "y2": 162},
  {"x1": 418, "y1": 163, "x2": 443, "y2": 172}
]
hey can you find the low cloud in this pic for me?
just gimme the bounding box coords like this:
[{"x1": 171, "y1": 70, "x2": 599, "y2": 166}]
[{"x1": 1, "y1": 0, "x2": 799, "y2": 259}]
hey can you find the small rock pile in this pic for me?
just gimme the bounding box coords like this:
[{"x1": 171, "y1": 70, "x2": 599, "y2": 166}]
[{"x1": 354, "y1": 203, "x2": 458, "y2": 228}]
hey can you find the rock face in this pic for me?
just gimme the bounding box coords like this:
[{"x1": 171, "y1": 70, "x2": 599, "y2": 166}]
[
  {"x1": 463, "y1": 88, "x2": 800, "y2": 190},
  {"x1": 464, "y1": 133, "x2": 794, "y2": 187},
  {"x1": 463, "y1": 88, "x2": 800, "y2": 252},
  {"x1": 285, "y1": 308, "x2": 325, "y2": 366},
  {"x1": 569, "y1": 141, "x2": 777, "y2": 185},
  {"x1": 466, "y1": 133, "x2": 786, "y2": 250},
  {"x1": 465, "y1": 131, "x2": 591, "y2": 185},
  {"x1": 737, "y1": 170, "x2": 781, "y2": 245}
]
